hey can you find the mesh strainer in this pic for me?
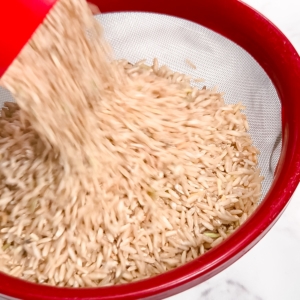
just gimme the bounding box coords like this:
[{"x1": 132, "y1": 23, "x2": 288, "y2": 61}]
[{"x1": 0, "y1": 0, "x2": 300, "y2": 299}]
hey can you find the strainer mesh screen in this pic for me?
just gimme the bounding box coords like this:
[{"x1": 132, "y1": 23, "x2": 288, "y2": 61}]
[{"x1": 0, "y1": 12, "x2": 281, "y2": 201}]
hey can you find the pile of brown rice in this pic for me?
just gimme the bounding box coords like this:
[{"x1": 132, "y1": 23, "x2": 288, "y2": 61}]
[{"x1": 0, "y1": 0, "x2": 263, "y2": 288}]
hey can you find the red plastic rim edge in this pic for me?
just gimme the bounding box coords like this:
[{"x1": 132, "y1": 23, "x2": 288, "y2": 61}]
[{"x1": 0, "y1": 0, "x2": 300, "y2": 299}]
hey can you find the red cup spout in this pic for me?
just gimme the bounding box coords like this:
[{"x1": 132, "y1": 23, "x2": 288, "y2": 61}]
[{"x1": 0, "y1": 0, "x2": 56, "y2": 77}]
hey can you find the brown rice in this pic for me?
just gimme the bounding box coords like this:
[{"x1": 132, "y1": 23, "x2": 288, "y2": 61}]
[{"x1": 0, "y1": 0, "x2": 263, "y2": 288}]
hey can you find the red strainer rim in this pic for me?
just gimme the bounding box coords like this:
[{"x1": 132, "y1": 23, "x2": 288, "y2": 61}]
[{"x1": 0, "y1": 0, "x2": 299, "y2": 299}]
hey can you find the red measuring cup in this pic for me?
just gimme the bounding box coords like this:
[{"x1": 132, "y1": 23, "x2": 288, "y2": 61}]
[{"x1": 0, "y1": 0, "x2": 56, "y2": 77}]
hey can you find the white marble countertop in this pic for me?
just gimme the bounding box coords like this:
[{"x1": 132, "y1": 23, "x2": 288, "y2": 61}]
[{"x1": 168, "y1": 1, "x2": 300, "y2": 299}]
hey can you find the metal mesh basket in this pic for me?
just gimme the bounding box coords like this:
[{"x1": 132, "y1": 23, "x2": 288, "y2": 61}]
[{"x1": 0, "y1": 12, "x2": 282, "y2": 200}]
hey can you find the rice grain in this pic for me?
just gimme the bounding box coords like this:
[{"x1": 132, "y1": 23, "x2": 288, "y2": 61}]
[{"x1": 0, "y1": 0, "x2": 262, "y2": 288}]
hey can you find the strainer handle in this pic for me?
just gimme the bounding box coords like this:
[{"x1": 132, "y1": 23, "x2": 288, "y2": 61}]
[{"x1": 0, "y1": 0, "x2": 56, "y2": 77}]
